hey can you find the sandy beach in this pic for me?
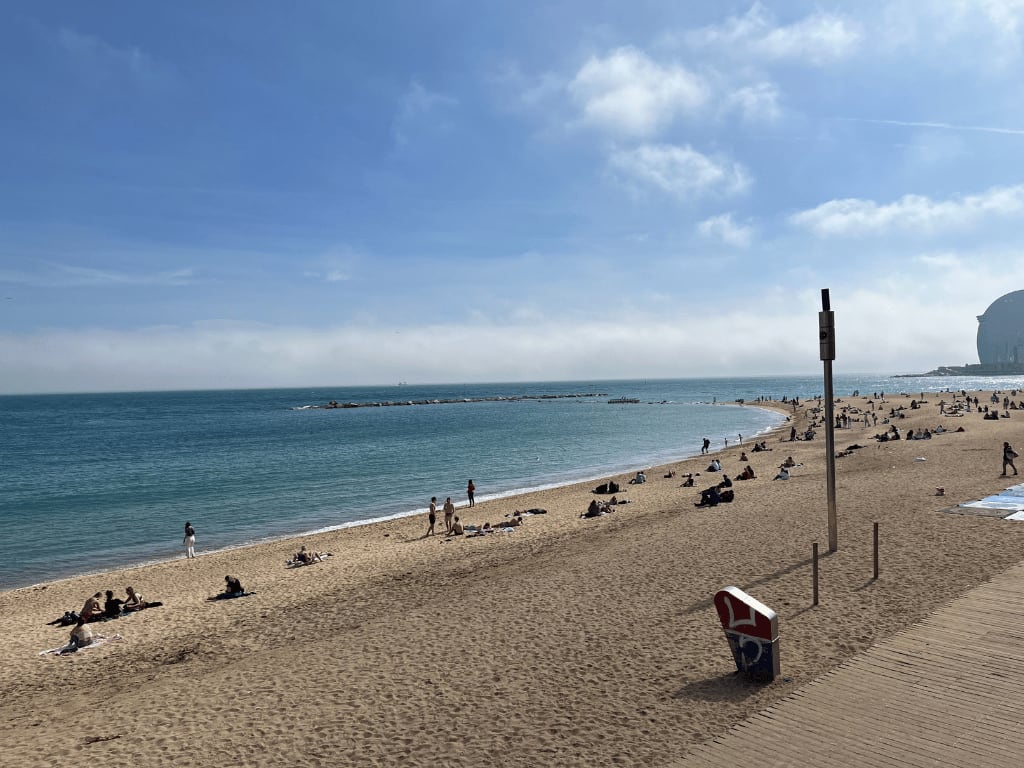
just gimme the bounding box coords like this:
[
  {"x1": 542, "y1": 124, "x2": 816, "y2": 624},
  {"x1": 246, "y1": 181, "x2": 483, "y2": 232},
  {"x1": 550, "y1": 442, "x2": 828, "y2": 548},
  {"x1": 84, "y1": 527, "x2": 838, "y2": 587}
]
[{"x1": 5, "y1": 390, "x2": 1024, "y2": 767}]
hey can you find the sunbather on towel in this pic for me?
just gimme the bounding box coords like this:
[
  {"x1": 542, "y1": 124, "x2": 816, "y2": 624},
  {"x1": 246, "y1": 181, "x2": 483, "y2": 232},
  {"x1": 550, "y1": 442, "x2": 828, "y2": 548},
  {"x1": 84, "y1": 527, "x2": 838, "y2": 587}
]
[{"x1": 294, "y1": 545, "x2": 324, "y2": 565}]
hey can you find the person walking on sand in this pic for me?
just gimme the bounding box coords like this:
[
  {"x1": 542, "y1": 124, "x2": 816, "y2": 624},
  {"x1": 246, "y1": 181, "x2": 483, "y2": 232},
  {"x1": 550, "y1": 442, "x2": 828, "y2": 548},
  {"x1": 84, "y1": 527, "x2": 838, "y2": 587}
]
[
  {"x1": 467, "y1": 480, "x2": 476, "y2": 507},
  {"x1": 427, "y1": 497, "x2": 438, "y2": 536},
  {"x1": 184, "y1": 521, "x2": 196, "y2": 558},
  {"x1": 1003, "y1": 442, "x2": 1019, "y2": 476},
  {"x1": 443, "y1": 497, "x2": 455, "y2": 534},
  {"x1": 701, "y1": 437, "x2": 710, "y2": 455}
]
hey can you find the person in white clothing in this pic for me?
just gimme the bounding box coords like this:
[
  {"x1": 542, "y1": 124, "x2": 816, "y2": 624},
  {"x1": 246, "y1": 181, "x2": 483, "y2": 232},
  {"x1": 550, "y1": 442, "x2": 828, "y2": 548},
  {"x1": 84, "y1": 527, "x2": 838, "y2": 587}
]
[{"x1": 184, "y1": 521, "x2": 196, "y2": 558}]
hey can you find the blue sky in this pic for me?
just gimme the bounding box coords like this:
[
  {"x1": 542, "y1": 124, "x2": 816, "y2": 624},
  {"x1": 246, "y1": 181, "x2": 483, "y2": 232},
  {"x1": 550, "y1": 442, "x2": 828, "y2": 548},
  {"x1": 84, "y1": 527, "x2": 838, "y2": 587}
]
[{"x1": 4, "y1": 1, "x2": 1024, "y2": 393}]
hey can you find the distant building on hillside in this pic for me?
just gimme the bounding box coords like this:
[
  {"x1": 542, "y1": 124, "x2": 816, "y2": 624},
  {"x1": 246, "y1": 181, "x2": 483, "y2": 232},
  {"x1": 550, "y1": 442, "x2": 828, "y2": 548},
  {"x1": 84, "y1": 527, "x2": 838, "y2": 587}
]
[{"x1": 916, "y1": 290, "x2": 1024, "y2": 376}]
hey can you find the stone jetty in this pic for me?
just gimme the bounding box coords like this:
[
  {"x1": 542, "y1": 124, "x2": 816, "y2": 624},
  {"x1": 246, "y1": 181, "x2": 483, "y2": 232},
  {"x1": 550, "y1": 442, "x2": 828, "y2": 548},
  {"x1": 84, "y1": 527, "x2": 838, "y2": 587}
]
[{"x1": 301, "y1": 392, "x2": 608, "y2": 410}]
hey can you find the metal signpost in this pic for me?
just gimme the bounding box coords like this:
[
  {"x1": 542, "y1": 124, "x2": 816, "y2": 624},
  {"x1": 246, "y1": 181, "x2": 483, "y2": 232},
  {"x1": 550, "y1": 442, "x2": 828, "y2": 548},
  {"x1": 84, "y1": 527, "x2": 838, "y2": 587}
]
[{"x1": 820, "y1": 289, "x2": 838, "y2": 553}]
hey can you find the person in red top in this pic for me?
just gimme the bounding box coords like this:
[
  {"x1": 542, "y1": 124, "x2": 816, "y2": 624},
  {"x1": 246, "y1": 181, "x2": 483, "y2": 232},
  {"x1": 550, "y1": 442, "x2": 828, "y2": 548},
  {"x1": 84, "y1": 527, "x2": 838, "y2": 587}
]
[{"x1": 467, "y1": 480, "x2": 475, "y2": 507}]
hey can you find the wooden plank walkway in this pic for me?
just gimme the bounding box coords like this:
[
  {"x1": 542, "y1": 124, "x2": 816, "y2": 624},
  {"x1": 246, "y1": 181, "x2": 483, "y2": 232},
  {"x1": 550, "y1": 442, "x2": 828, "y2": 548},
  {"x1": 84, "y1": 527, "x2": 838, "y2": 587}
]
[{"x1": 672, "y1": 561, "x2": 1024, "y2": 767}]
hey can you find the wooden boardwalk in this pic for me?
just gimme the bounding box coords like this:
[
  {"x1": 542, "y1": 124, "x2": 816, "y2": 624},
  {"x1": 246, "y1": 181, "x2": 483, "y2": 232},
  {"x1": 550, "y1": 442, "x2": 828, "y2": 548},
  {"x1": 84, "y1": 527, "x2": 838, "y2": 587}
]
[{"x1": 673, "y1": 561, "x2": 1024, "y2": 767}]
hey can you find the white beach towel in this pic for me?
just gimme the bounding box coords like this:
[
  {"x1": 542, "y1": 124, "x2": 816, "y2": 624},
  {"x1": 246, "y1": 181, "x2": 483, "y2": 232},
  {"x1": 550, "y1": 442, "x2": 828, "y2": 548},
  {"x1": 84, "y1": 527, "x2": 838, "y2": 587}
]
[{"x1": 40, "y1": 634, "x2": 123, "y2": 656}]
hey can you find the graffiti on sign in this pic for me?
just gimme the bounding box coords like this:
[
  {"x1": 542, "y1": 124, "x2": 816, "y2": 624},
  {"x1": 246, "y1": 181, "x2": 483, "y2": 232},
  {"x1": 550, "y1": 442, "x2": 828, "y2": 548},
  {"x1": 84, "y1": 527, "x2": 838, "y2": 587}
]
[{"x1": 713, "y1": 586, "x2": 780, "y2": 683}]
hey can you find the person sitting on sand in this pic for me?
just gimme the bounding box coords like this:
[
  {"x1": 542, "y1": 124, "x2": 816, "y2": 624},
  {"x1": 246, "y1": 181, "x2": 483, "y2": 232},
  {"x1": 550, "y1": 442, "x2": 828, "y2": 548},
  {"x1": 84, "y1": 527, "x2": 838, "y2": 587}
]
[
  {"x1": 450, "y1": 516, "x2": 464, "y2": 535},
  {"x1": 205, "y1": 577, "x2": 248, "y2": 601},
  {"x1": 629, "y1": 471, "x2": 646, "y2": 484},
  {"x1": 695, "y1": 486, "x2": 720, "y2": 507},
  {"x1": 80, "y1": 592, "x2": 104, "y2": 622},
  {"x1": 103, "y1": 589, "x2": 124, "y2": 619},
  {"x1": 736, "y1": 465, "x2": 755, "y2": 481},
  {"x1": 680, "y1": 475, "x2": 695, "y2": 487},
  {"x1": 782, "y1": 456, "x2": 796, "y2": 468},
  {"x1": 584, "y1": 500, "x2": 606, "y2": 518},
  {"x1": 68, "y1": 617, "x2": 94, "y2": 651},
  {"x1": 706, "y1": 459, "x2": 721, "y2": 472},
  {"x1": 773, "y1": 467, "x2": 790, "y2": 481},
  {"x1": 739, "y1": 451, "x2": 748, "y2": 462},
  {"x1": 123, "y1": 585, "x2": 146, "y2": 612}
]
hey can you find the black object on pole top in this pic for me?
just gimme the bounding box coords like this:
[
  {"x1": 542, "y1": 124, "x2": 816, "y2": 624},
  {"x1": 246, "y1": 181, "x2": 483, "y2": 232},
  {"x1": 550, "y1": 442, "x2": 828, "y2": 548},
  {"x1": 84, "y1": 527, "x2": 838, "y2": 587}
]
[{"x1": 821, "y1": 288, "x2": 830, "y2": 311}]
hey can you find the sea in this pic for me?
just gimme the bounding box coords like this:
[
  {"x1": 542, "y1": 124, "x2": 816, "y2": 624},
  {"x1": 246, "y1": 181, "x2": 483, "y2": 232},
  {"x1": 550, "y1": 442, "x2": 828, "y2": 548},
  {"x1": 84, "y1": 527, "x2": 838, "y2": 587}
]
[{"x1": 4, "y1": 374, "x2": 1024, "y2": 591}]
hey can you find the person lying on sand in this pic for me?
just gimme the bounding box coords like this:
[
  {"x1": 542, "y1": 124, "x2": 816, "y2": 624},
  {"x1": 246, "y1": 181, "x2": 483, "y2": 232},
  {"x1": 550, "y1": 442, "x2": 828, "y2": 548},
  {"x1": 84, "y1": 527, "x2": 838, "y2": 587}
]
[{"x1": 295, "y1": 545, "x2": 325, "y2": 565}]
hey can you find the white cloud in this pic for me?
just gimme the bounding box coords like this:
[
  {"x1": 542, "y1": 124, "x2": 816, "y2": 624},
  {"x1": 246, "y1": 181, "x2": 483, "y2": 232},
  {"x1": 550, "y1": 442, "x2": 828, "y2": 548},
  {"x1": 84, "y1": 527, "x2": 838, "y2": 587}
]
[
  {"x1": 392, "y1": 80, "x2": 458, "y2": 146},
  {"x1": 698, "y1": 213, "x2": 753, "y2": 247},
  {"x1": 609, "y1": 144, "x2": 751, "y2": 199},
  {"x1": 567, "y1": 47, "x2": 707, "y2": 137},
  {"x1": 723, "y1": 82, "x2": 781, "y2": 122},
  {"x1": 0, "y1": 277, "x2": 1009, "y2": 395},
  {"x1": 689, "y1": 2, "x2": 861, "y2": 64},
  {"x1": 877, "y1": 1, "x2": 1024, "y2": 67},
  {"x1": 791, "y1": 185, "x2": 1024, "y2": 236}
]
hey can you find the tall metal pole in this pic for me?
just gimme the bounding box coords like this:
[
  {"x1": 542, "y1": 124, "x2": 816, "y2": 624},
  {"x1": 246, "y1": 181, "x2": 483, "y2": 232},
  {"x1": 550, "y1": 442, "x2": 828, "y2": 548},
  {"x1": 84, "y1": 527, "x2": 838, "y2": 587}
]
[{"x1": 819, "y1": 289, "x2": 838, "y2": 552}]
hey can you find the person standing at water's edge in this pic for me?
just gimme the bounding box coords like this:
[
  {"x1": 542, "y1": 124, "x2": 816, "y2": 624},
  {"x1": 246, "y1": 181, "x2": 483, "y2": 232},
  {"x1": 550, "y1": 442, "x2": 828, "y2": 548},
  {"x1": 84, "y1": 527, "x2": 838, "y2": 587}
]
[
  {"x1": 184, "y1": 521, "x2": 196, "y2": 558},
  {"x1": 1003, "y1": 442, "x2": 1019, "y2": 476},
  {"x1": 427, "y1": 498, "x2": 437, "y2": 536},
  {"x1": 467, "y1": 480, "x2": 475, "y2": 507}
]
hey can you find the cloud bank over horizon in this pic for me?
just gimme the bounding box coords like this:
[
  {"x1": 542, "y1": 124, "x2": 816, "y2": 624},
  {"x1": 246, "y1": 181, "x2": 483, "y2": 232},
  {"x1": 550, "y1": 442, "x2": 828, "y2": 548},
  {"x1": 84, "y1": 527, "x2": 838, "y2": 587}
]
[{"x1": 3, "y1": 2, "x2": 1024, "y2": 393}]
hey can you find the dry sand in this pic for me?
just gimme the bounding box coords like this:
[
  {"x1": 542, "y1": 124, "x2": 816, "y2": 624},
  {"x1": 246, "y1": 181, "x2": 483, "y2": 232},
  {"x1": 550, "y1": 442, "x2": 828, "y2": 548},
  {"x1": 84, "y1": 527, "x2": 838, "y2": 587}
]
[{"x1": 5, "y1": 390, "x2": 1024, "y2": 767}]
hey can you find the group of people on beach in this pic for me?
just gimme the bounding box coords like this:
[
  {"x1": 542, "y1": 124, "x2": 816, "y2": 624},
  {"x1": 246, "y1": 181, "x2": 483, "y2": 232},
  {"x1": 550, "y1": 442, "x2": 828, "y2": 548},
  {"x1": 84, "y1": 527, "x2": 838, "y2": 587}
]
[
  {"x1": 48, "y1": 585, "x2": 158, "y2": 654},
  {"x1": 425, "y1": 480, "x2": 475, "y2": 536}
]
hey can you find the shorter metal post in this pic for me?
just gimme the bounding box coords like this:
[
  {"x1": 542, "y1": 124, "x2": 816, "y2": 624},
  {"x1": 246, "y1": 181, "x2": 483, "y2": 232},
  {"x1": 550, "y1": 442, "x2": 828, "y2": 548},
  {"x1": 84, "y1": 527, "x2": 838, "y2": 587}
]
[
  {"x1": 812, "y1": 542, "x2": 819, "y2": 606},
  {"x1": 873, "y1": 522, "x2": 879, "y2": 580}
]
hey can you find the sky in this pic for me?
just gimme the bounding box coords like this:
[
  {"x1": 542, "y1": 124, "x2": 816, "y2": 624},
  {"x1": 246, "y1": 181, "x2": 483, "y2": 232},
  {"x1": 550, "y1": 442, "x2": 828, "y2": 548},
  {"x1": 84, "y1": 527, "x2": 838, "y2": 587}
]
[{"x1": 4, "y1": 1, "x2": 1024, "y2": 394}]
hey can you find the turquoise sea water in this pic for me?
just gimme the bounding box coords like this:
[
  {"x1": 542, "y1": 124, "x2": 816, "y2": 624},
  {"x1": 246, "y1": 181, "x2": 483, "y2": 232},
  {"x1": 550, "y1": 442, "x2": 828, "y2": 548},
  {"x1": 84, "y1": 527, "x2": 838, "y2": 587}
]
[{"x1": 3, "y1": 374, "x2": 1023, "y2": 591}]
